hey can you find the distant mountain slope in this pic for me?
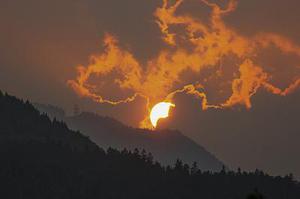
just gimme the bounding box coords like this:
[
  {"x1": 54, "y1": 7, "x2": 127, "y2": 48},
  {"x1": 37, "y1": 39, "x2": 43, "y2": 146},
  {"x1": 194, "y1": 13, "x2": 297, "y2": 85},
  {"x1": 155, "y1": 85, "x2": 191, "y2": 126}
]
[
  {"x1": 66, "y1": 112, "x2": 223, "y2": 171},
  {"x1": 2, "y1": 91, "x2": 300, "y2": 199},
  {"x1": 34, "y1": 103, "x2": 223, "y2": 171}
]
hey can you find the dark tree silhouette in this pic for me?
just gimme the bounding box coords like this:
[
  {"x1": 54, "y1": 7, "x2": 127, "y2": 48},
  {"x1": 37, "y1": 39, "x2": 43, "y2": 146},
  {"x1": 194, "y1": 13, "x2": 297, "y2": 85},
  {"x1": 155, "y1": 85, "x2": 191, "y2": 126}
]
[
  {"x1": 247, "y1": 189, "x2": 265, "y2": 199},
  {"x1": 0, "y1": 90, "x2": 300, "y2": 199}
]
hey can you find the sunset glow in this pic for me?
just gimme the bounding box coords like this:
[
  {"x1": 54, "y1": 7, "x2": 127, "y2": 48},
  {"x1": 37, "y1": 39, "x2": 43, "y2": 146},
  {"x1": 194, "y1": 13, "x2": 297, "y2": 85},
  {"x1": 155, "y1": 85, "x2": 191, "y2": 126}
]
[
  {"x1": 67, "y1": 0, "x2": 300, "y2": 128},
  {"x1": 2, "y1": 0, "x2": 300, "y2": 193},
  {"x1": 150, "y1": 102, "x2": 175, "y2": 128}
]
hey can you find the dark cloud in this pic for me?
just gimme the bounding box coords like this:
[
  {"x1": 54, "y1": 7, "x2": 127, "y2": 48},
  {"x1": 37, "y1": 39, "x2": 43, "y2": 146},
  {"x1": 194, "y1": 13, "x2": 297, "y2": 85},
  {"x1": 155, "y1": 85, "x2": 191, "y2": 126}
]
[
  {"x1": 85, "y1": 0, "x2": 164, "y2": 62},
  {"x1": 226, "y1": 0, "x2": 300, "y2": 43}
]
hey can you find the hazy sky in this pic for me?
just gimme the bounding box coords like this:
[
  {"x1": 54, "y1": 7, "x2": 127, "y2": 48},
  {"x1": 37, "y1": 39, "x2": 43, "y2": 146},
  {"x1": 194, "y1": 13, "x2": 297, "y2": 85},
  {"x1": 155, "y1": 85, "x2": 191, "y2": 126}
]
[{"x1": 1, "y1": 0, "x2": 300, "y2": 177}]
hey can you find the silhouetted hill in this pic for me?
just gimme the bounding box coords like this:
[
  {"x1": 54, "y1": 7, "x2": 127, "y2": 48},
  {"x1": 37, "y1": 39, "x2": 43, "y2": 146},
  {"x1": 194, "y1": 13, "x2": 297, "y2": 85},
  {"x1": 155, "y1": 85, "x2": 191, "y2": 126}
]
[
  {"x1": 1, "y1": 91, "x2": 300, "y2": 199},
  {"x1": 66, "y1": 112, "x2": 223, "y2": 171},
  {"x1": 34, "y1": 103, "x2": 223, "y2": 171}
]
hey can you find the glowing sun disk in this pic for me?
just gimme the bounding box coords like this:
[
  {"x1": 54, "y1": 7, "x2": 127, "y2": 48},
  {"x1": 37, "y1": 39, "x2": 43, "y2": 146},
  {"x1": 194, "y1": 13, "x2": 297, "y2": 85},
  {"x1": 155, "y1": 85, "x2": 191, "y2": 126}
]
[{"x1": 150, "y1": 102, "x2": 175, "y2": 128}]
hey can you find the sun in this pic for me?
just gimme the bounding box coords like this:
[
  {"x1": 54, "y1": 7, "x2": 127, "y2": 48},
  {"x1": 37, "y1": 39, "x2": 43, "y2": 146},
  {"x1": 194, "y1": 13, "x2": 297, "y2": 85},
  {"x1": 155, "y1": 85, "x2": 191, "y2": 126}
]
[{"x1": 150, "y1": 102, "x2": 175, "y2": 128}]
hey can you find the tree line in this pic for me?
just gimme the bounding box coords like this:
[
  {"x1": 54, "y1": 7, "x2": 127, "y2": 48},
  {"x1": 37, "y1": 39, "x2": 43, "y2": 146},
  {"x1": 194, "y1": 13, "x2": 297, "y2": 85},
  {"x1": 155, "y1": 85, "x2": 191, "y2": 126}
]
[{"x1": 0, "y1": 90, "x2": 299, "y2": 199}]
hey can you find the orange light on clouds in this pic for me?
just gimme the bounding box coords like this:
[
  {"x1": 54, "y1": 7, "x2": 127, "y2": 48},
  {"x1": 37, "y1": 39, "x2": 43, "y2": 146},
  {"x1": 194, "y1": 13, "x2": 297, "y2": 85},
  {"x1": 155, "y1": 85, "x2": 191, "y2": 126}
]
[{"x1": 68, "y1": 0, "x2": 300, "y2": 128}]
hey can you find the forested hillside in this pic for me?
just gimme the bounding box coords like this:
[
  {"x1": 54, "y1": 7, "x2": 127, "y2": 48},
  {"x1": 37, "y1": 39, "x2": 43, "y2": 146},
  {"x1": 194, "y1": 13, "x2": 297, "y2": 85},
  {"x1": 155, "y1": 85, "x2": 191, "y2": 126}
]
[{"x1": 1, "y1": 91, "x2": 300, "y2": 199}]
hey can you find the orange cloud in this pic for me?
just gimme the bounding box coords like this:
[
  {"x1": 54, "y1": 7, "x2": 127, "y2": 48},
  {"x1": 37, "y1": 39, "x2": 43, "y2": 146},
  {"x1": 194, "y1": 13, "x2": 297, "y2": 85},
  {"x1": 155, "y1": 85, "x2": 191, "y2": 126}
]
[
  {"x1": 223, "y1": 59, "x2": 268, "y2": 109},
  {"x1": 68, "y1": 0, "x2": 300, "y2": 128}
]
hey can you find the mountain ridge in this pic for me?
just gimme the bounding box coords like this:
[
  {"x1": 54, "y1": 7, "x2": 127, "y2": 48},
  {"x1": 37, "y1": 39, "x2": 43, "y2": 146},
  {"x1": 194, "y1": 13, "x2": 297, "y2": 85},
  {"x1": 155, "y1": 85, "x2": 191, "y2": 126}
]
[
  {"x1": 34, "y1": 103, "x2": 224, "y2": 171},
  {"x1": 1, "y1": 91, "x2": 300, "y2": 199}
]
